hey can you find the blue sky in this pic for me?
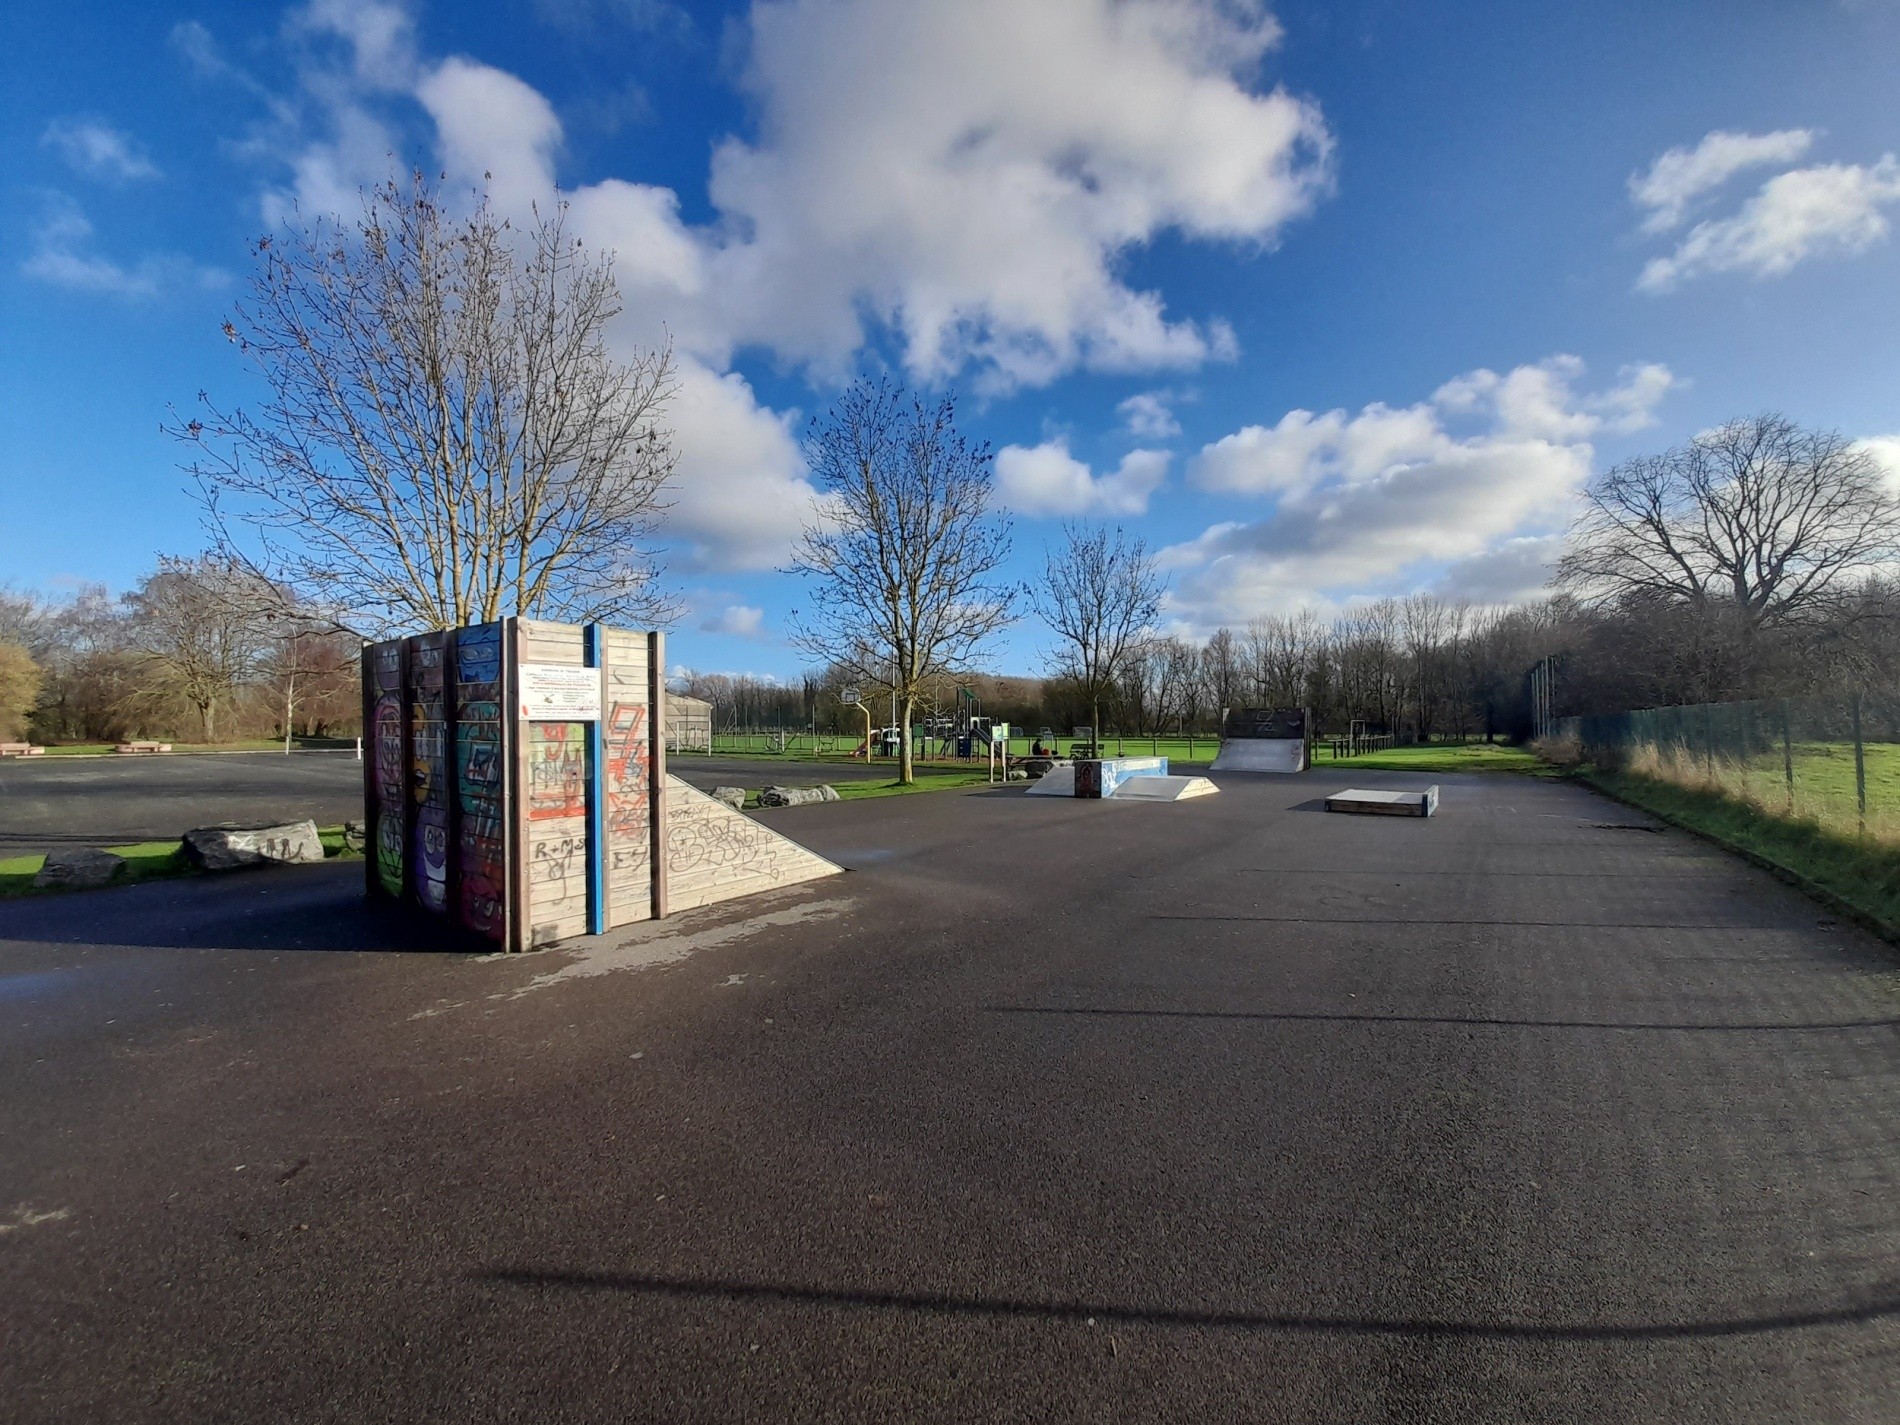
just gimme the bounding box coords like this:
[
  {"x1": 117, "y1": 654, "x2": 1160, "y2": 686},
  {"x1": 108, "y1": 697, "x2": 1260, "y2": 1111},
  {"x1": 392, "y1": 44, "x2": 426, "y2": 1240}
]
[{"x1": 5, "y1": 0, "x2": 1899, "y2": 679}]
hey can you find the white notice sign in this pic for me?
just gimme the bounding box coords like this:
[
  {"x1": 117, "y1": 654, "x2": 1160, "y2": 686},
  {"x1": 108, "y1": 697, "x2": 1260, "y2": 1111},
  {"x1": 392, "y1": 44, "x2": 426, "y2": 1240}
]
[{"x1": 518, "y1": 663, "x2": 602, "y2": 721}]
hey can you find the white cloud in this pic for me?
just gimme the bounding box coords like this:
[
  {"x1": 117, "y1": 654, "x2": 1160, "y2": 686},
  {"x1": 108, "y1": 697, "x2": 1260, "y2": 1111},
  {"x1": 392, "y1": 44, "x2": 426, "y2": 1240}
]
[
  {"x1": 685, "y1": 0, "x2": 1330, "y2": 388},
  {"x1": 20, "y1": 194, "x2": 225, "y2": 298},
  {"x1": 697, "y1": 604, "x2": 768, "y2": 639},
  {"x1": 1431, "y1": 535, "x2": 1566, "y2": 606},
  {"x1": 1629, "y1": 129, "x2": 1814, "y2": 233},
  {"x1": 1854, "y1": 435, "x2": 1900, "y2": 496},
  {"x1": 1117, "y1": 389, "x2": 1182, "y2": 439},
  {"x1": 1163, "y1": 356, "x2": 1674, "y2": 627},
  {"x1": 293, "y1": 0, "x2": 418, "y2": 90},
  {"x1": 225, "y1": 0, "x2": 1338, "y2": 571},
  {"x1": 416, "y1": 56, "x2": 561, "y2": 215},
  {"x1": 658, "y1": 361, "x2": 821, "y2": 572},
  {"x1": 995, "y1": 441, "x2": 1169, "y2": 516},
  {"x1": 40, "y1": 118, "x2": 160, "y2": 182},
  {"x1": 1639, "y1": 155, "x2": 1900, "y2": 292}
]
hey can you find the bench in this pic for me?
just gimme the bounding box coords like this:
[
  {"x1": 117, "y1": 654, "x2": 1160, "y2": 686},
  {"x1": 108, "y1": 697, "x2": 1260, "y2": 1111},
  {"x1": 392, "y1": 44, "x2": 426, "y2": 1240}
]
[
  {"x1": 0, "y1": 742, "x2": 43, "y2": 757},
  {"x1": 114, "y1": 741, "x2": 173, "y2": 754}
]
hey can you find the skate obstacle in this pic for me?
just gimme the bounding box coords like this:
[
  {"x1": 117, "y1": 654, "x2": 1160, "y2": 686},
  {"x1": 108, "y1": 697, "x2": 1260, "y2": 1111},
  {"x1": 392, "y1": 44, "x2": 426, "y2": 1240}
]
[
  {"x1": 1325, "y1": 786, "x2": 1439, "y2": 818},
  {"x1": 1026, "y1": 756, "x2": 1218, "y2": 801},
  {"x1": 1210, "y1": 708, "x2": 1310, "y2": 773},
  {"x1": 362, "y1": 619, "x2": 839, "y2": 951}
]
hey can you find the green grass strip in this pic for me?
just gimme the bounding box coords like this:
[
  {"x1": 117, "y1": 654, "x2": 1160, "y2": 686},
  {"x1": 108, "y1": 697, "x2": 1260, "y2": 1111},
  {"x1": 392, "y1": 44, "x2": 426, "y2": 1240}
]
[{"x1": 0, "y1": 825, "x2": 362, "y2": 899}]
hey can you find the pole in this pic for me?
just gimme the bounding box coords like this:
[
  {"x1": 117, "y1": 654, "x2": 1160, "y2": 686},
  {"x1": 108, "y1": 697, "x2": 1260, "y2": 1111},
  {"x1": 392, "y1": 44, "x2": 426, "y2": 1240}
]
[
  {"x1": 1781, "y1": 698, "x2": 1794, "y2": 812},
  {"x1": 1853, "y1": 690, "x2": 1867, "y2": 835}
]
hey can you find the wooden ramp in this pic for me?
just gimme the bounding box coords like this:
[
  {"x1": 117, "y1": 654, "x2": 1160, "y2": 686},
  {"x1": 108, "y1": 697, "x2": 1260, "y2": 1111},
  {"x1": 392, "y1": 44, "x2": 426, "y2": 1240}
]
[{"x1": 664, "y1": 776, "x2": 844, "y2": 913}]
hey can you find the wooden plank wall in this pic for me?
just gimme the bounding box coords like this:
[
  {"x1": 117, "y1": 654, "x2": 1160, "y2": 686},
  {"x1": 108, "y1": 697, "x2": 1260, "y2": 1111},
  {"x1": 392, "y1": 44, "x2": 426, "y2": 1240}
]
[
  {"x1": 663, "y1": 776, "x2": 842, "y2": 913},
  {"x1": 518, "y1": 620, "x2": 591, "y2": 947},
  {"x1": 600, "y1": 626, "x2": 653, "y2": 928}
]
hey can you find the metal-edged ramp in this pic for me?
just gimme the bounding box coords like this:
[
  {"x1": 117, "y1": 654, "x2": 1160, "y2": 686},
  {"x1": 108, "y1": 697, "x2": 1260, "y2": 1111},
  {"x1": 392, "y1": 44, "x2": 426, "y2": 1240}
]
[{"x1": 1114, "y1": 774, "x2": 1219, "y2": 801}]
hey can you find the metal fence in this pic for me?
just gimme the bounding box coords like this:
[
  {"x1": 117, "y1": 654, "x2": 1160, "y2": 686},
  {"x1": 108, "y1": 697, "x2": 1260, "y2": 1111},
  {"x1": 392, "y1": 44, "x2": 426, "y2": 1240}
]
[{"x1": 1553, "y1": 691, "x2": 1900, "y2": 844}]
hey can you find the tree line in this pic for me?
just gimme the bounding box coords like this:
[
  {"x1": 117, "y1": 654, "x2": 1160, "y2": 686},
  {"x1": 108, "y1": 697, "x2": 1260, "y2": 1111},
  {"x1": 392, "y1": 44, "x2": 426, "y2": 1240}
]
[{"x1": 0, "y1": 559, "x2": 360, "y2": 745}]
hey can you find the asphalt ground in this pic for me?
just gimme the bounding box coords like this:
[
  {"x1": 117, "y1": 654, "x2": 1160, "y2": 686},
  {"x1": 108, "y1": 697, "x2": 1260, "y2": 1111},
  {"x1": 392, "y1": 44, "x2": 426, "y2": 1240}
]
[
  {"x1": 0, "y1": 753, "x2": 888, "y2": 858},
  {"x1": 3, "y1": 768, "x2": 1898, "y2": 1421},
  {"x1": 0, "y1": 752, "x2": 367, "y2": 857}
]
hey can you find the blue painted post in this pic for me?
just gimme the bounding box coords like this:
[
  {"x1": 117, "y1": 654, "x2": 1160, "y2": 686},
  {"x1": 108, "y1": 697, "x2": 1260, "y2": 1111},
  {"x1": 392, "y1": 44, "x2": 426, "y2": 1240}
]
[{"x1": 584, "y1": 623, "x2": 607, "y2": 935}]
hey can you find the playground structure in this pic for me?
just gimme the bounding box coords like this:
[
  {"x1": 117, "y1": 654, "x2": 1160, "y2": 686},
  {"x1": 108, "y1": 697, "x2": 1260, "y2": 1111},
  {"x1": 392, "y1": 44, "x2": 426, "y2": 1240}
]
[
  {"x1": 932, "y1": 686, "x2": 1000, "y2": 760},
  {"x1": 362, "y1": 619, "x2": 839, "y2": 952},
  {"x1": 1210, "y1": 707, "x2": 1311, "y2": 774}
]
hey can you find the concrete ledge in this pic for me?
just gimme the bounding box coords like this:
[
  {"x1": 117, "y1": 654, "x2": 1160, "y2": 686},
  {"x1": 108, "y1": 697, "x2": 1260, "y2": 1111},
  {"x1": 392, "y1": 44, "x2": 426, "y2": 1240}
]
[{"x1": 1325, "y1": 786, "x2": 1439, "y2": 818}]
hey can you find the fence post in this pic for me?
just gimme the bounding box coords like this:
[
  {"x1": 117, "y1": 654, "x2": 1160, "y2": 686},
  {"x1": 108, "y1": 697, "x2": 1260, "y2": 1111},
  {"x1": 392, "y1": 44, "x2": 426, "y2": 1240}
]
[
  {"x1": 1781, "y1": 698, "x2": 1794, "y2": 812},
  {"x1": 1853, "y1": 690, "x2": 1867, "y2": 836}
]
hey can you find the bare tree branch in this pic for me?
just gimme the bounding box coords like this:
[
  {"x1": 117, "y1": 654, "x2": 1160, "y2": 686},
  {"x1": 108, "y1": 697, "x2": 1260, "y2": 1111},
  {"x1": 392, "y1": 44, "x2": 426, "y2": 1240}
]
[{"x1": 169, "y1": 172, "x2": 678, "y2": 635}]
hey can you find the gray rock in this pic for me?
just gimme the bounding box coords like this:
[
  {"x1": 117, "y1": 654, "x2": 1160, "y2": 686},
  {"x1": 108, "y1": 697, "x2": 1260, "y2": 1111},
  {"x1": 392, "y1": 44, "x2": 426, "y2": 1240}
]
[
  {"x1": 757, "y1": 784, "x2": 840, "y2": 807},
  {"x1": 1021, "y1": 757, "x2": 1057, "y2": 778},
  {"x1": 183, "y1": 819, "x2": 325, "y2": 871},
  {"x1": 710, "y1": 785, "x2": 748, "y2": 810},
  {"x1": 341, "y1": 820, "x2": 366, "y2": 854},
  {"x1": 33, "y1": 847, "x2": 126, "y2": 890}
]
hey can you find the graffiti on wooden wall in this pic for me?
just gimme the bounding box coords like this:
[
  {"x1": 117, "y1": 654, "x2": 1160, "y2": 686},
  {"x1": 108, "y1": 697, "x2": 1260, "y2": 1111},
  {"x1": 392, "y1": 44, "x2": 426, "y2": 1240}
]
[
  {"x1": 605, "y1": 699, "x2": 650, "y2": 870},
  {"x1": 528, "y1": 722, "x2": 588, "y2": 821},
  {"x1": 455, "y1": 622, "x2": 505, "y2": 940},
  {"x1": 409, "y1": 634, "x2": 448, "y2": 913},
  {"x1": 371, "y1": 641, "x2": 405, "y2": 896},
  {"x1": 667, "y1": 805, "x2": 791, "y2": 879}
]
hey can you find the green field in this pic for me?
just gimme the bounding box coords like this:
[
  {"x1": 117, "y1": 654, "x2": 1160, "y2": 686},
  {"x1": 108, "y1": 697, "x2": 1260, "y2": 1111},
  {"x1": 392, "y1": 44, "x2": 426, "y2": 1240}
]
[
  {"x1": 0, "y1": 825, "x2": 360, "y2": 898},
  {"x1": 23, "y1": 738, "x2": 360, "y2": 757},
  {"x1": 697, "y1": 733, "x2": 1538, "y2": 773},
  {"x1": 1611, "y1": 739, "x2": 1900, "y2": 846}
]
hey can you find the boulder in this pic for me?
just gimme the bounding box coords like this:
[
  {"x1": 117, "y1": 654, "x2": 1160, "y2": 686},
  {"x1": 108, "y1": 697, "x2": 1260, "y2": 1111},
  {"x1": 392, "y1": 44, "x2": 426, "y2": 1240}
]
[
  {"x1": 710, "y1": 785, "x2": 748, "y2": 811},
  {"x1": 183, "y1": 820, "x2": 325, "y2": 871},
  {"x1": 33, "y1": 847, "x2": 126, "y2": 890},
  {"x1": 757, "y1": 784, "x2": 840, "y2": 807},
  {"x1": 341, "y1": 820, "x2": 367, "y2": 854},
  {"x1": 1020, "y1": 757, "x2": 1057, "y2": 778}
]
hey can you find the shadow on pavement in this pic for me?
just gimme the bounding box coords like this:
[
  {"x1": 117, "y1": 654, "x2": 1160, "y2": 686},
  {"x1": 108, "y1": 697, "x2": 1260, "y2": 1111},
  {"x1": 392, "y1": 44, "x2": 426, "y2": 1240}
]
[
  {"x1": 471, "y1": 1267, "x2": 1900, "y2": 1342},
  {"x1": 0, "y1": 863, "x2": 483, "y2": 955}
]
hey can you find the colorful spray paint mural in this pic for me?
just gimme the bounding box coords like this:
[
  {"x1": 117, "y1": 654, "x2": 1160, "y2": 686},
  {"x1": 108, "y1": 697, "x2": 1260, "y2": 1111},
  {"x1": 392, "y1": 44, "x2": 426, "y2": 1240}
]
[
  {"x1": 371, "y1": 641, "x2": 405, "y2": 896},
  {"x1": 528, "y1": 722, "x2": 589, "y2": 821},
  {"x1": 454, "y1": 622, "x2": 506, "y2": 941},
  {"x1": 408, "y1": 632, "x2": 450, "y2": 914}
]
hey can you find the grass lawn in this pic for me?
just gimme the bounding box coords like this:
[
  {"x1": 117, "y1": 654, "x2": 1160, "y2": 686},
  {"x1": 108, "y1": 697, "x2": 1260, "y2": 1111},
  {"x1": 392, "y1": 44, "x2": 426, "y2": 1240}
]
[
  {"x1": 1313, "y1": 742, "x2": 1547, "y2": 774},
  {"x1": 1604, "y1": 739, "x2": 1900, "y2": 848},
  {"x1": 0, "y1": 825, "x2": 361, "y2": 898}
]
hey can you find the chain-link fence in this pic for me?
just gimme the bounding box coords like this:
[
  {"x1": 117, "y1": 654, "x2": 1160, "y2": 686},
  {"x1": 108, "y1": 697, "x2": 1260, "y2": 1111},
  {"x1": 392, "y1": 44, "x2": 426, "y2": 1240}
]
[{"x1": 1551, "y1": 691, "x2": 1900, "y2": 845}]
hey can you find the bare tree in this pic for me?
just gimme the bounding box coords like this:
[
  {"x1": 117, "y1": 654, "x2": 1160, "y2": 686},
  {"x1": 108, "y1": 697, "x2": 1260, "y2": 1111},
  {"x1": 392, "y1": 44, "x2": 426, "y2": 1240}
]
[
  {"x1": 173, "y1": 172, "x2": 677, "y2": 634},
  {"x1": 1557, "y1": 414, "x2": 1900, "y2": 633},
  {"x1": 1036, "y1": 523, "x2": 1165, "y2": 745},
  {"x1": 0, "y1": 642, "x2": 40, "y2": 741},
  {"x1": 789, "y1": 379, "x2": 1015, "y2": 784},
  {"x1": 122, "y1": 556, "x2": 274, "y2": 741}
]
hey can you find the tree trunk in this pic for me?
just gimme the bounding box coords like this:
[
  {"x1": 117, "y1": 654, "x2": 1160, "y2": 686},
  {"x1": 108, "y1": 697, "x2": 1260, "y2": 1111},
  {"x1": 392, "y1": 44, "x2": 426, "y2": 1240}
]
[{"x1": 899, "y1": 693, "x2": 915, "y2": 785}]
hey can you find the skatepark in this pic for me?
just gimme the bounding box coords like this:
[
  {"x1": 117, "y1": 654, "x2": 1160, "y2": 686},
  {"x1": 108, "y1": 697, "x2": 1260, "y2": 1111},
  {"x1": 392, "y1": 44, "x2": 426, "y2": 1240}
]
[{"x1": 6, "y1": 738, "x2": 1898, "y2": 1419}]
